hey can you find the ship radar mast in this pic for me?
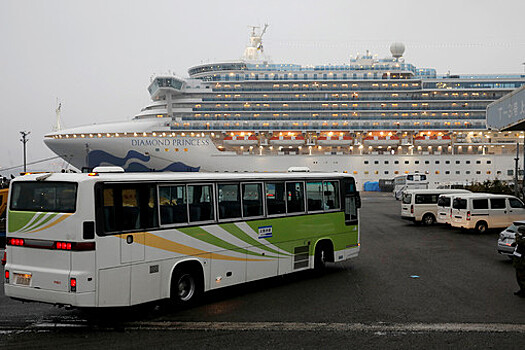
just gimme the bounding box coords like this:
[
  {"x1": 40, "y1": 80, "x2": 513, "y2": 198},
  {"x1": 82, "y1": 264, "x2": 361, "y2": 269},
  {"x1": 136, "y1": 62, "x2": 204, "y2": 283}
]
[
  {"x1": 243, "y1": 24, "x2": 269, "y2": 61},
  {"x1": 54, "y1": 98, "x2": 64, "y2": 131}
]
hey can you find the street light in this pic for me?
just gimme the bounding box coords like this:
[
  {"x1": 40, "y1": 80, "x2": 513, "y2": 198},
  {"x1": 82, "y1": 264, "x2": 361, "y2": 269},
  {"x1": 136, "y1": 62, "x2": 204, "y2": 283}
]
[{"x1": 20, "y1": 131, "x2": 30, "y2": 173}]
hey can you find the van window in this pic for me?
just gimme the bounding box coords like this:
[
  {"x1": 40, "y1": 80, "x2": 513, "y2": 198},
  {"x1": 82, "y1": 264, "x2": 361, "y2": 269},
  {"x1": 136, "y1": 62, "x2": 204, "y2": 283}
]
[
  {"x1": 415, "y1": 194, "x2": 439, "y2": 204},
  {"x1": 402, "y1": 193, "x2": 412, "y2": 204},
  {"x1": 437, "y1": 196, "x2": 450, "y2": 207},
  {"x1": 472, "y1": 199, "x2": 488, "y2": 210},
  {"x1": 509, "y1": 198, "x2": 524, "y2": 209},
  {"x1": 453, "y1": 198, "x2": 467, "y2": 210},
  {"x1": 490, "y1": 198, "x2": 506, "y2": 209}
]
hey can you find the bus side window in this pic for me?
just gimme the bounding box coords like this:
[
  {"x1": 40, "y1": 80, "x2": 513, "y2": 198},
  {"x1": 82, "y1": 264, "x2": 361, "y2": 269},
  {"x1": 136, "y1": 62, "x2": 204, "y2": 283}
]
[
  {"x1": 242, "y1": 183, "x2": 263, "y2": 217},
  {"x1": 159, "y1": 185, "x2": 187, "y2": 225},
  {"x1": 323, "y1": 181, "x2": 340, "y2": 210},
  {"x1": 218, "y1": 183, "x2": 241, "y2": 219},
  {"x1": 121, "y1": 188, "x2": 140, "y2": 230},
  {"x1": 266, "y1": 182, "x2": 286, "y2": 215},
  {"x1": 286, "y1": 182, "x2": 305, "y2": 213},
  {"x1": 103, "y1": 188, "x2": 116, "y2": 232},
  {"x1": 188, "y1": 184, "x2": 214, "y2": 222},
  {"x1": 306, "y1": 182, "x2": 323, "y2": 211},
  {"x1": 345, "y1": 196, "x2": 358, "y2": 224}
]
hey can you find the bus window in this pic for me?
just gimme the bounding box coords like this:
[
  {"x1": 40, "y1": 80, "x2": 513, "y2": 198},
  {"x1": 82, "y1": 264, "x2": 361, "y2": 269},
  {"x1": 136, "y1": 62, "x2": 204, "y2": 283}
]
[
  {"x1": 99, "y1": 184, "x2": 157, "y2": 233},
  {"x1": 242, "y1": 183, "x2": 263, "y2": 217},
  {"x1": 10, "y1": 182, "x2": 77, "y2": 213},
  {"x1": 266, "y1": 182, "x2": 286, "y2": 215},
  {"x1": 159, "y1": 185, "x2": 187, "y2": 225},
  {"x1": 188, "y1": 184, "x2": 214, "y2": 222},
  {"x1": 345, "y1": 196, "x2": 358, "y2": 224},
  {"x1": 218, "y1": 183, "x2": 241, "y2": 219},
  {"x1": 323, "y1": 181, "x2": 340, "y2": 210},
  {"x1": 286, "y1": 182, "x2": 305, "y2": 213},
  {"x1": 306, "y1": 182, "x2": 323, "y2": 211}
]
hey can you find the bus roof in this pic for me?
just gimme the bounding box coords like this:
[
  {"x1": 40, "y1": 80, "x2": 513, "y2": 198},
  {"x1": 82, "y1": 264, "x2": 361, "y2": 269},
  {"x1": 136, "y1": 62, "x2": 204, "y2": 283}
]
[{"x1": 11, "y1": 171, "x2": 356, "y2": 184}]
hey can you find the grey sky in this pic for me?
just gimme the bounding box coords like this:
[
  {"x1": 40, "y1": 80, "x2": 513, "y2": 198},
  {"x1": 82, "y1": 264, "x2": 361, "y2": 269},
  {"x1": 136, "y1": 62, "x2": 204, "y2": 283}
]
[{"x1": 1, "y1": 0, "x2": 524, "y2": 175}]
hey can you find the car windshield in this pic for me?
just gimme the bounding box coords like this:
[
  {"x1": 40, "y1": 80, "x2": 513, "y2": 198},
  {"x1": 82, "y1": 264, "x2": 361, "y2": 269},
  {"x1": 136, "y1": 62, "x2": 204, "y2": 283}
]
[
  {"x1": 402, "y1": 193, "x2": 412, "y2": 204},
  {"x1": 506, "y1": 223, "x2": 524, "y2": 233}
]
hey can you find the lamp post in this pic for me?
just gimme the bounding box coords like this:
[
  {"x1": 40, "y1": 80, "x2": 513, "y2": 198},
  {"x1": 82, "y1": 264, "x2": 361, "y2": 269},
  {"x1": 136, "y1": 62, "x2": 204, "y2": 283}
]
[{"x1": 20, "y1": 131, "x2": 30, "y2": 173}]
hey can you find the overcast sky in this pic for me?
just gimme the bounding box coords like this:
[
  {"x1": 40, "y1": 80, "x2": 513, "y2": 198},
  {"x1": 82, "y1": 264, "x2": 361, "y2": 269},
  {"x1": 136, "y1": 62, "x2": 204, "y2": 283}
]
[{"x1": 1, "y1": 0, "x2": 524, "y2": 175}]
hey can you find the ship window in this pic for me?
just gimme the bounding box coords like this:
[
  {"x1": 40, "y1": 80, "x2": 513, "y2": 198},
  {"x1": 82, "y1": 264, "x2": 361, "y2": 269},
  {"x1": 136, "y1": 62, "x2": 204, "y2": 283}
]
[
  {"x1": 435, "y1": 161, "x2": 440, "y2": 164},
  {"x1": 404, "y1": 161, "x2": 409, "y2": 164},
  {"x1": 466, "y1": 171, "x2": 471, "y2": 174},
  {"x1": 487, "y1": 160, "x2": 492, "y2": 164},
  {"x1": 456, "y1": 161, "x2": 460, "y2": 164},
  {"x1": 384, "y1": 161, "x2": 389, "y2": 164},
  {"x1": 476, "y1": 171, "x2": 481, "y2": 174},
  {"x1": 425, "y1": 161, "x2": 430, "y2": 164},
  {"x1": 445, "y1": 171, "x2": 450, "y2": 175},
  {"x1": 415, "y1": 161, "x2": 419, "y2": 164},
  {"x1": 466, "y1": 160, "x2": 471, "y2": 164},
  {"x1": 394, "y1": 161, "x2": 399, "y2": 164},
  {"x1": 456, "y1": 171, "x2": 460, "y2": 174},
  {"x1": 445, "y1": 160, "x2": 450, "y2": 164},
  {"x1": 476, "y1": 160, "x2": 481, "y2": 164},
  {"x1": 384, "y1": 171, "x2": 389, "y2": 174},
  {"x1": 374, "y1": 160, "x2": 379, "y2": 164},
  {"x1": 364, "y1": 161, "x2": 369, "y2": 164}
]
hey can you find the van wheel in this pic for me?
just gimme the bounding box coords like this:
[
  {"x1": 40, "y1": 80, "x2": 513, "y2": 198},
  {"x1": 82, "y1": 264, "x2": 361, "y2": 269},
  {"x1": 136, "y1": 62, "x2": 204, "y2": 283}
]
[
  {"x1": 422, "y1": 213, "x2": 435, "y2": 226},
  {"x1": 475, "y1": 221, "x2": 488, "y2": 233}
]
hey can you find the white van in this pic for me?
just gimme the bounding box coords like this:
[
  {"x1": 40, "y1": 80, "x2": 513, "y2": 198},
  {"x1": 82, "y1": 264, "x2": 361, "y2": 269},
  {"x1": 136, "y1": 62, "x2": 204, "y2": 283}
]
[
  {"x1": 401, "y1": 189, "x2": 471, "y2": 225},
  {"x1": 451, "y1": 193, "x2": 525, "y2": 233},
  {"x1": 436, "y1": 192, "x2": 472, "y2": 225}
]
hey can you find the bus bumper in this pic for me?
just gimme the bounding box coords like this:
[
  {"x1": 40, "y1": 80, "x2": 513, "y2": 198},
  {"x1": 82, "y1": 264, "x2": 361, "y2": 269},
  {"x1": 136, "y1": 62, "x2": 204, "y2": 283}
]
[{"x1": 5, "y1": 284, "x2": 96, "y2": 307}]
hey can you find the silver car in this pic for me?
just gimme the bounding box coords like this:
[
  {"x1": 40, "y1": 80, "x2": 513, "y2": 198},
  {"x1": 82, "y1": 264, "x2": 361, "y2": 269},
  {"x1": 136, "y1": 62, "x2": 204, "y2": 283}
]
[{"x1": 497, "y1": 220, "x2": 525, "y2": 257}]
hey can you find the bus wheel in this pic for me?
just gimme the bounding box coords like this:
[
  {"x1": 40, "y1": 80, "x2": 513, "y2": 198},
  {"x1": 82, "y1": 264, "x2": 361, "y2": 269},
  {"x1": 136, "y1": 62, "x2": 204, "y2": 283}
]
[
  {"x1": 475, "y1": 221, "x2": 488, "y2": 234},
  {"x1": 314, "y1": 242, "x2": 333, "y2": 272},
  {"x1": 171, "y1": 267, "x2": 201, "y2": 306},
  {"x1": 422, "y1": 213, "x2": 435, "y2": 226}
]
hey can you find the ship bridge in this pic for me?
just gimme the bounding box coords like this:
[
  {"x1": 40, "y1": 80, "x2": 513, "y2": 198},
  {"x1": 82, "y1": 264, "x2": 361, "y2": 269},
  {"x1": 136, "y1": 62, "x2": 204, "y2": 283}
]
[{"x1": 148, "y1": 76, "x2": 187, "y2": 99}]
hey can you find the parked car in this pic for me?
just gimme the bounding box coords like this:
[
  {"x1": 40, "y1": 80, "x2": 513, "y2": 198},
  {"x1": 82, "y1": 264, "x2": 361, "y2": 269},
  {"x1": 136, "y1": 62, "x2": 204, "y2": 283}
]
[
  {"x1": 436, "y1": 192, "x2": 472, "y2": 225},
  {"x1": 401, "y1": 189, "x2": 471, "y2": 225},
  {"x1": 451, "y1": 193, "x2": 525, "y2": 233},
  {"x1": 497, "y1": 220, "x2": 525, "y2": 258}
]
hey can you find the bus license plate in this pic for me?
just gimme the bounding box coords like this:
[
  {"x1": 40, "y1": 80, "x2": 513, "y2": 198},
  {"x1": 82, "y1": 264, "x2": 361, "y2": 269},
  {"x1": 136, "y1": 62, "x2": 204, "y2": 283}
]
[{"x1": 14, "y1": 273, "x2": 32, "y2": 286}]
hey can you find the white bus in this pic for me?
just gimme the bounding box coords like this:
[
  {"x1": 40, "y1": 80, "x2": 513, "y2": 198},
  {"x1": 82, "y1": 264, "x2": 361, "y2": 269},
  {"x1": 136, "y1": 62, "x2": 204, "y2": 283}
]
[
  {"x1": 393, "y1": 173, "x2": 429, "y2": 200},
  {"x1": 4, "y1": 170, "x2": 361, "y2": 308}
]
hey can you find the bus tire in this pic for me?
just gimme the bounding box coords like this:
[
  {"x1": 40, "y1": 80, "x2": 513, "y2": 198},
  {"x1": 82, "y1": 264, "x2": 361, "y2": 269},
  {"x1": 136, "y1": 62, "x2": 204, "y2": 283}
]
[
  {"x1": 314, "y1": 241, "x2": 333, "y2": 272},
  {"x1": 475, "y1": 221, "x2": 488, "y2": 234},
  {"x1": 422, "y1": 213, "x2": 435, "y2": 226},
  {"x1": 170, "y1": 265, "x2": 202, "y2": 307}
]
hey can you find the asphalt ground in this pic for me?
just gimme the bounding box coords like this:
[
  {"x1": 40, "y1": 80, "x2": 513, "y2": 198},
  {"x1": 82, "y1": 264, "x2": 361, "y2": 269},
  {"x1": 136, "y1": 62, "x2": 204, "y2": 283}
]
[{"x1": 1, "y1": 192, "x2": 524, "y2": 349}]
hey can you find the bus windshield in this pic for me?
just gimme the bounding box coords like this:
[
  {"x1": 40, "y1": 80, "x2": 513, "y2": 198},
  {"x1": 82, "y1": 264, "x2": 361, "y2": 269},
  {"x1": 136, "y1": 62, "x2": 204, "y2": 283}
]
[{"x1": 10, "y1": 182, "x2": 77, "y2": 213}]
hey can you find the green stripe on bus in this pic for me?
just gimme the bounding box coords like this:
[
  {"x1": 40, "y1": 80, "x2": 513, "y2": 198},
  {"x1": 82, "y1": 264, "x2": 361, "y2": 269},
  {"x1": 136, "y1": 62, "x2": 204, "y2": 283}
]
[
  {"x1": 220, "y1": 223, "x2": 283, "y2": 257},
  {"x1": 21, "y1": 212, "x2": 57, "y2": 233},
  {"x1": 7, "y1": 211, "x2": 36, "y2": 233},
  {"x1": 178, "y1": 226, "x2": 278, "y2": 259}
]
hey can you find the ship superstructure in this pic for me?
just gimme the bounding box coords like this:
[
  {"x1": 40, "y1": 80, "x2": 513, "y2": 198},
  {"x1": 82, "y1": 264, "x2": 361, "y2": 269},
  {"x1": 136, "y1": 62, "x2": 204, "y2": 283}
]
[{"x1": 44, "y1": 26, "x2": 525, "y2": 189}]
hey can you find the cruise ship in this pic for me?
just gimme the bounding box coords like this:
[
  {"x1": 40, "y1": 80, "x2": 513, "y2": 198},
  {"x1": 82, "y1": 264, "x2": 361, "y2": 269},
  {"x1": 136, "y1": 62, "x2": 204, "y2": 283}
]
[{"x1": 44, "y1": 26, "x2": 525, "y2": 189}]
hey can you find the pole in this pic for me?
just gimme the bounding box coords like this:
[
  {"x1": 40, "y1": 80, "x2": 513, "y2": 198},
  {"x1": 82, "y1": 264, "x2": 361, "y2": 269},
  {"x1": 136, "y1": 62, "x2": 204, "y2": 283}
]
[
  {"x1": 523, "y1": 141, "x2": 525, "y2": 199},
  {"x1": 20, "y1": 131, "x2": 30, "y2": 173},
  {"x1": 515, "y1": 142, "x2": 519, "y2": 197}
]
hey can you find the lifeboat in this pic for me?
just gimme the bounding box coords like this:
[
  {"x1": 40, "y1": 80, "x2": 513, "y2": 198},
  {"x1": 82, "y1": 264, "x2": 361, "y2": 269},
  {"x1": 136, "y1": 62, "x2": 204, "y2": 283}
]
[
  {"x1": 363, "y1": 135, "x2": 400, "y2": 146},
  {"x1": 223, "y1": 135, "x2": 259, "y2": 146},
  {"x1": 414, "y1": 135, "x2": 451, "y2": 145},
  {"x1": 269, "y1": 135, "x2": 306, "y2": 146},
  {"x1": 317, "y1": 136, "x2": 353, "y2": 146}
]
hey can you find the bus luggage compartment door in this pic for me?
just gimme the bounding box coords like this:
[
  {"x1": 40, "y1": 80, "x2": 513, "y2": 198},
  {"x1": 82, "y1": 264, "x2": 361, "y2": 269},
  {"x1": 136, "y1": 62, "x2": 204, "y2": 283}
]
[{"x1": 120, "y1": 232, "x2": 145, "y2": 264}]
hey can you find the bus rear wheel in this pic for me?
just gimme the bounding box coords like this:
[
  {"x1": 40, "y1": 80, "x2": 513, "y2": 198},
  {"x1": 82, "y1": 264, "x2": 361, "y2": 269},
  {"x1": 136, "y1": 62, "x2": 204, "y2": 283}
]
[
  {"x1": 314, "y1": 242, "x2": 333, "y2": 272},
  {"x1": 171, "y1": 267, "x2": 202, "y2": 306}
]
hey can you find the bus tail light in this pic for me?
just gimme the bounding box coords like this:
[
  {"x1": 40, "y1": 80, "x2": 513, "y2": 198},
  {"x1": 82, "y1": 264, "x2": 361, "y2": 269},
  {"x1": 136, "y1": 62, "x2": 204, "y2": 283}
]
[
  {"x1": 70, "y1": 278, "x2": 77, "y2": 292},
  {"x1": 9, "y1": 238, "x2": 25, "y2": 246},
  {"x1": 466, "y1": 211, "x2": 471, "y2": 221},
  {"x1": 56, "y1": 242, "x2": 72, "y2": 250},
  {"x1": 4, "y1": 270, "x2": 9, "y2": 283}
]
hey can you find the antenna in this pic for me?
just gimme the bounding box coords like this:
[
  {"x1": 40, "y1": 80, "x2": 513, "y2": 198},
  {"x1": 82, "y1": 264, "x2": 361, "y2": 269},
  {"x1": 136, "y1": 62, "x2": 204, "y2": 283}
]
[{"x1": 54, "y1": 98, "x2": 64, "y2": 131}]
